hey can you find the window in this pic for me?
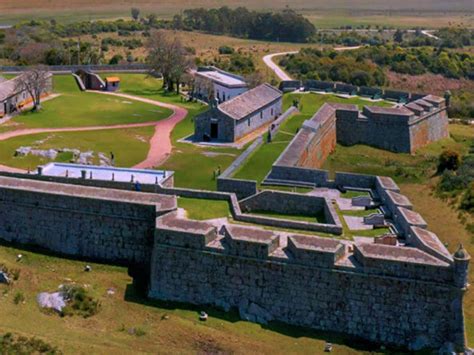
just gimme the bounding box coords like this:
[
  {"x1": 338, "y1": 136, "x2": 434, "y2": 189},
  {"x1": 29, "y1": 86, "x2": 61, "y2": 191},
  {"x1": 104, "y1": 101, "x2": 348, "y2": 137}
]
[
  {"x1": 271, "y1": 108, "x2": 274, "y2": 116},
  {"x1": 248, "y1": 118, "x2": 251, "y2": 126},
  {"x1": 260, "y1": 111, "x2": 263, "y2": 119}
]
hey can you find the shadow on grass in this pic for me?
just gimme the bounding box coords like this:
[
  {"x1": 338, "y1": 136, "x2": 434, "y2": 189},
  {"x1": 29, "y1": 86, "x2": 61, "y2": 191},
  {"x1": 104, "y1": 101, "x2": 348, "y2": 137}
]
[{"x1": 124, "y1": 282, "x2": 410, "y2": 354}]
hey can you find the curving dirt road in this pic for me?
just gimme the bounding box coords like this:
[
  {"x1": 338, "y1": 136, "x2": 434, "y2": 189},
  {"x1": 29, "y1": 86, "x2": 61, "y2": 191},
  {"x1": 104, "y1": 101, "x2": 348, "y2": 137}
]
[{"x1": 0, "y1": 91, "x2": 188, "y2": 172}]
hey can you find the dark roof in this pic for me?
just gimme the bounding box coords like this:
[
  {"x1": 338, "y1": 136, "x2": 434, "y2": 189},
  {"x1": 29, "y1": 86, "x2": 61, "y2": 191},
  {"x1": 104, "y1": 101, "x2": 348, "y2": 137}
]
[{"x1": 218, "y1": 83, "x2": 282, "y2": 121}]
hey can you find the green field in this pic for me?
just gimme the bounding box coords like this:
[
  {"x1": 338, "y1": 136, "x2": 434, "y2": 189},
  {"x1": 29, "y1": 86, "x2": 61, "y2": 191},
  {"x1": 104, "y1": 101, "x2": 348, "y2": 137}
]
[
  {"x1": 0, "y1": 127, "x2": 154, "y2": 170},
  {"x1": 178, "y1": 197, "x2": 231, "y2": 220},
  {"x1": 0, "y1": 0, "x2": 472, "y2": 28},
  {"x1": 233, "y1": 93, "x2": 392, "y2": 184},
  {"x1": 7, "y1": 75, "x2": 173, "y2": 129}
]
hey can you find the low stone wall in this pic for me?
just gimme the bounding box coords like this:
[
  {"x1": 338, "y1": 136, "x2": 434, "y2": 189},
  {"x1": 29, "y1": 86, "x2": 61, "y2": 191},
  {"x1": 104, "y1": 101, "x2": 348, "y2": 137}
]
[
  {"x1": 264, "y1": 165, "x2": 330, "y2": 187},
  {"x1": 334, "y1": 172, "x2": 376, "y2": 189},
  {"x1": 217, "y1": 178, "x2": 257, "y2": 200},
  {"x1": 220, "y1": 137, "x2": 263, "y2": 178}
]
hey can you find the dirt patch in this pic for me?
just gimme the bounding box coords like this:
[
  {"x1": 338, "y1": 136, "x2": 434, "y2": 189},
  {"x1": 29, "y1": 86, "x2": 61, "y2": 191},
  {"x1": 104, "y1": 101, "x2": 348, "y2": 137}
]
[{"x1": 193, "y1": 337, "x2": 229, "y2": 354}]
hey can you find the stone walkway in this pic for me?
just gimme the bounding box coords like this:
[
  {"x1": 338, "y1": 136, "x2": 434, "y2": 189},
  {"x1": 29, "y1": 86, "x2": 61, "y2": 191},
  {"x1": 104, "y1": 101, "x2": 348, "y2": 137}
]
[{"x1": 0, "y1": 91, "x2": 188, "y2": 172}]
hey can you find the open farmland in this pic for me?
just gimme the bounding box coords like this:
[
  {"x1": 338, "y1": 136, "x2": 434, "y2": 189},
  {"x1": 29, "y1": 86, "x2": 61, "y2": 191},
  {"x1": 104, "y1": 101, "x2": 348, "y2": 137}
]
[{"x1": 0, "y1": 0, "x2": 472, "y2": 27}]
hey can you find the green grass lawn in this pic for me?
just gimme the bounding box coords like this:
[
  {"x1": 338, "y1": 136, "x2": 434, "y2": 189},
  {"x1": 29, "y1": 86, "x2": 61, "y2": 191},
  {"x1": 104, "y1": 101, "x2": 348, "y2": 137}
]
[
  {"x1": 100, "y1": 73, "x2": 244, "y2": 190},
  {"x1": 10, "y1": 75, "x2": 173, "y2": 129},
  {"x1": 233, "y1": 93, "x2": 392, "y2": 184},
  {"x1": 178, "y1": 197, "x2": 231, "y2": 220},
  {"x1": 323, "y1": 124, "x2": 472, "y2": 184},
  {"x1": 0, "y1": 127, "x2": 154, "y2": 169}
]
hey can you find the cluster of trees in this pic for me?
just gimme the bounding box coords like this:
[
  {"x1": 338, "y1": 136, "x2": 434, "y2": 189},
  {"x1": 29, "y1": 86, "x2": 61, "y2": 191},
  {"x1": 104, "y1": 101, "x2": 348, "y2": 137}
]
[
  {"x1": 435, "y1": 27, "x2": 474, "y2": 48},
  {"x1": 285, "y1": 45, "x2": 474, "y2": 80},
  {"x1": 280, "y1": 48, "x2": 386, "y2": 86},
  {"x1": 352, "y1": 45, "x2": 474, "y2": 79},
  {"x1": 437, "y1": 149, "x2": 474, "y2": 213},
  {"x1": 176, "y1": 7, "x2": 316, "y2": 42},
  {"x1": 101, "y1": 37, "x2": 143, "y2": 51},
  {"x1": 312, "y1": 31, "x2": 386, "y2": 46},
  {"x1": 199, "y1": 52, "x2": 256, "y2": 75},
  {"x1": 448, "y1": 90, "x2": 474, "y2": 119}
]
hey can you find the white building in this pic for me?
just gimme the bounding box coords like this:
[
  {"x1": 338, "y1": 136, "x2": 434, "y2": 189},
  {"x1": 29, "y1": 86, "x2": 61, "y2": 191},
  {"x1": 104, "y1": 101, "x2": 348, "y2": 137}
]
[{"x1": 193, "y1": 67, "x2": 248, "y2": 103}]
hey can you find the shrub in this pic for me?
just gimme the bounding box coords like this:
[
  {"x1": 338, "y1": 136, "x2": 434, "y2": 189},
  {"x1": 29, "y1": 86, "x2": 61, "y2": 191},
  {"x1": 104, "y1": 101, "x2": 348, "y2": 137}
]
[
  {"x1": 218, "y1": 45, "x2": 234, "y2": 55},
  {"x1": 438, "y1": 150, "x2": 461, "y2": 172},
  {"x1": 61, "y1": 285, "x2": 100, "y2": 318},
  {"x1": 0, "y1": 333, "x2": 61, "y2": 354},
  {"x1": 460, "y1": 183, "x2": 474, "y2": 212},
  {"x1": 13, "y1": 291, "x2": 25, "y2": 305}
]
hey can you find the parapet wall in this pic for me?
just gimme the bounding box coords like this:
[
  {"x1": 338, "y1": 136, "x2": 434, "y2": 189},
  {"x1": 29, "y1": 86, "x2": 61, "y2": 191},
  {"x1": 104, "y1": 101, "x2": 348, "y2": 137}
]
[
  {"x1": 0, "y1": 177, "x2": 176, "y2": 265},
  {"x1": 149, "y1": 223, "x2": 465, "y2": 350}
]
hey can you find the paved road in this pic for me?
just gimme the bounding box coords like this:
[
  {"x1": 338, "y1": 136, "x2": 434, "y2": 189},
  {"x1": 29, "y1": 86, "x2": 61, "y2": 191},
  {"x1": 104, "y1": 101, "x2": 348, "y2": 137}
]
[
  {"x1": 263, "y1": 51, "x2": 298, "y2": 81},
  {"x1": 0, "y1": 91, "x2": 188, "y2": 172},
  {"x1": 263, "y1": 46, "x2": 363, "y2": 81}
]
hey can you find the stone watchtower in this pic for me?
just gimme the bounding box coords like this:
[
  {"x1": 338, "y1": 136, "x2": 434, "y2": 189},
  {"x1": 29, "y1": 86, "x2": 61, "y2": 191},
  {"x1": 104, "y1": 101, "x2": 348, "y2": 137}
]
[
  {"x1": 454, "y1": 244, "x2": 471, "y2": 289},
  {"x1": 452, "y1": 244, "x2": 471, "y2": 352}
]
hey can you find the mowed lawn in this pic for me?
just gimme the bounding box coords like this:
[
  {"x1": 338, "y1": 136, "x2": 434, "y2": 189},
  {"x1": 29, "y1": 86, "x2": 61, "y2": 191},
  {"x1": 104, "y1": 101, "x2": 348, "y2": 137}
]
[
  {"x1": 0, "y1": 126, "x2": 155, "y2": 169},
  {"x1": 233, "y1": 93, "x2": 392, "y2": 183},
  {"x1": 107, "y1": 73, "x2": 243, "y2": 190},
  {"x1": 9, "y1": 75, "x2": 173, "y2": 129}
]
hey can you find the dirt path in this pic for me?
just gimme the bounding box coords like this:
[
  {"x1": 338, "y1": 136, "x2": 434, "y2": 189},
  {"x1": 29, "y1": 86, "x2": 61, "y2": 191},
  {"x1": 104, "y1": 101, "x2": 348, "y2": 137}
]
[
  {"x1": 92, "y1": 92, "x2": 188, "y2": 169},
  {"x1": 0, "y1": 91, "x2": 188, "y2": 172}
]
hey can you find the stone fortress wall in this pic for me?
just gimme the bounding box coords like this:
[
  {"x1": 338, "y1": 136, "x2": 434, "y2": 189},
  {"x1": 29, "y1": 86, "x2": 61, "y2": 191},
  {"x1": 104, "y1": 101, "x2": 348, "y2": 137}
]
[{"x1": 0, "y1": 169, "x2": 470, "y2": 351}]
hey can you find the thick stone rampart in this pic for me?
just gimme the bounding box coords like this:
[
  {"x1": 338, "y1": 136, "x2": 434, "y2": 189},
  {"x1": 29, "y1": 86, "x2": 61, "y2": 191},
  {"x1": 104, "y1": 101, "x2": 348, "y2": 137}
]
[
  {"x1": 0, "y1": 177, "x2": 176, "y2": 264},
  {"x1": 149, "y1": 231, "x2": 465, "y2": 350}
]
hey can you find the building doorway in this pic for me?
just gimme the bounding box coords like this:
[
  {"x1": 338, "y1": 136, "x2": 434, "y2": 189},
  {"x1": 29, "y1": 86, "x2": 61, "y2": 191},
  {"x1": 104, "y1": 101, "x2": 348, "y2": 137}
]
[{"x1": 210, "y1": 123, "x2": 218, "y2": 139}]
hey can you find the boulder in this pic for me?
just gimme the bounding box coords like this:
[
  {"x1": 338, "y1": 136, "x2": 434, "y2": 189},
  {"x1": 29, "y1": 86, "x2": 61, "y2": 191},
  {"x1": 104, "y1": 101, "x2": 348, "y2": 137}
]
[{"x1": 0, "y1": 271, "x2": 10, "y2": 284}]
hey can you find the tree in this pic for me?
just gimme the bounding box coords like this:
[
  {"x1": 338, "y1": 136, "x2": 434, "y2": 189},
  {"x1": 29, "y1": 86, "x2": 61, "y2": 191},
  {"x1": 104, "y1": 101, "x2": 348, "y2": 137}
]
[
  {"x1": 393, "y1": 29, "x2": 404, "y2": 43},
  {"x1": 131, "y1": 8, "x2": 140, "y2": 21},
  {"x1": 14, "y1": 66, "x2": 50, "y2": 112},
  {"x1": 146, "y1": 30, "x2": 194, "y2": 94},
  {"x1": 244, "y1": 70, "x2": 265, "y2": 89}
]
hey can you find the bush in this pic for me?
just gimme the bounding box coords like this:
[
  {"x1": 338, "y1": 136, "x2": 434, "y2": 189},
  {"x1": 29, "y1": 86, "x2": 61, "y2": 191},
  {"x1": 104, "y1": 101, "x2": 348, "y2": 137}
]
[
  {"x1": 438, "y1": 150, "x2": 461, "y2": 172},
  {"x1": 0, "y1": 333, "x2": 61, "y2": 354},
  {"x1": 218, "y1": 45, "x2": 234, "y2": 55},
  {"x1": 61, "y1": 285, "x2": 100, "y2": 318},
  {"x1": 108, "y1": 54, "x2": 123, "y2": 65},
  {"x1": 13, "y1": 291, "x2": 25, "y2": 305},
  {"x1": 460, "y1": 183, "x2": 474, "y2": 212}
]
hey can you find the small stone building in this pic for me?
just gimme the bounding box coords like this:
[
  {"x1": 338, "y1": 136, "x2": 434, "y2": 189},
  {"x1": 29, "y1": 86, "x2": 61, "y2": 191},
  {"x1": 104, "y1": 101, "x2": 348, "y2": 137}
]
[
  {"x1": 105, "y1": 77, "x2": 120, "y2": 92},
  {"x1": 74, "y1": 69, "x2": 106, "y2": 91},
  {"x1": 0, "y1": 72, "x2": 53, "y2": 117},
  {"x1": 192, "y1": 66, "x2": 248, "y2": 103},
  {"x1": 194, "y1": 83, "x2": 283, "y2": 142}
]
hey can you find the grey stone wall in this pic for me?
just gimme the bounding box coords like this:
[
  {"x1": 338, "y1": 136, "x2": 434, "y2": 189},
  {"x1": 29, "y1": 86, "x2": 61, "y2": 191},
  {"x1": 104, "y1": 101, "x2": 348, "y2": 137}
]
[
  {"x1": 149, "y1": 241, "x2": 464, "y2": 350},
  {"x1": 239, "y1": 190, "x2": 327, "y2": 218},
  {"x1": 0, "y1": 187, "x2": 160, "y2": 265},
  {"x1": 264, "y1": 165, "x2": 330, "y2": 187},
  {"x1": 217, "y1": 178, "x2": 257, "y2": 200}
]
